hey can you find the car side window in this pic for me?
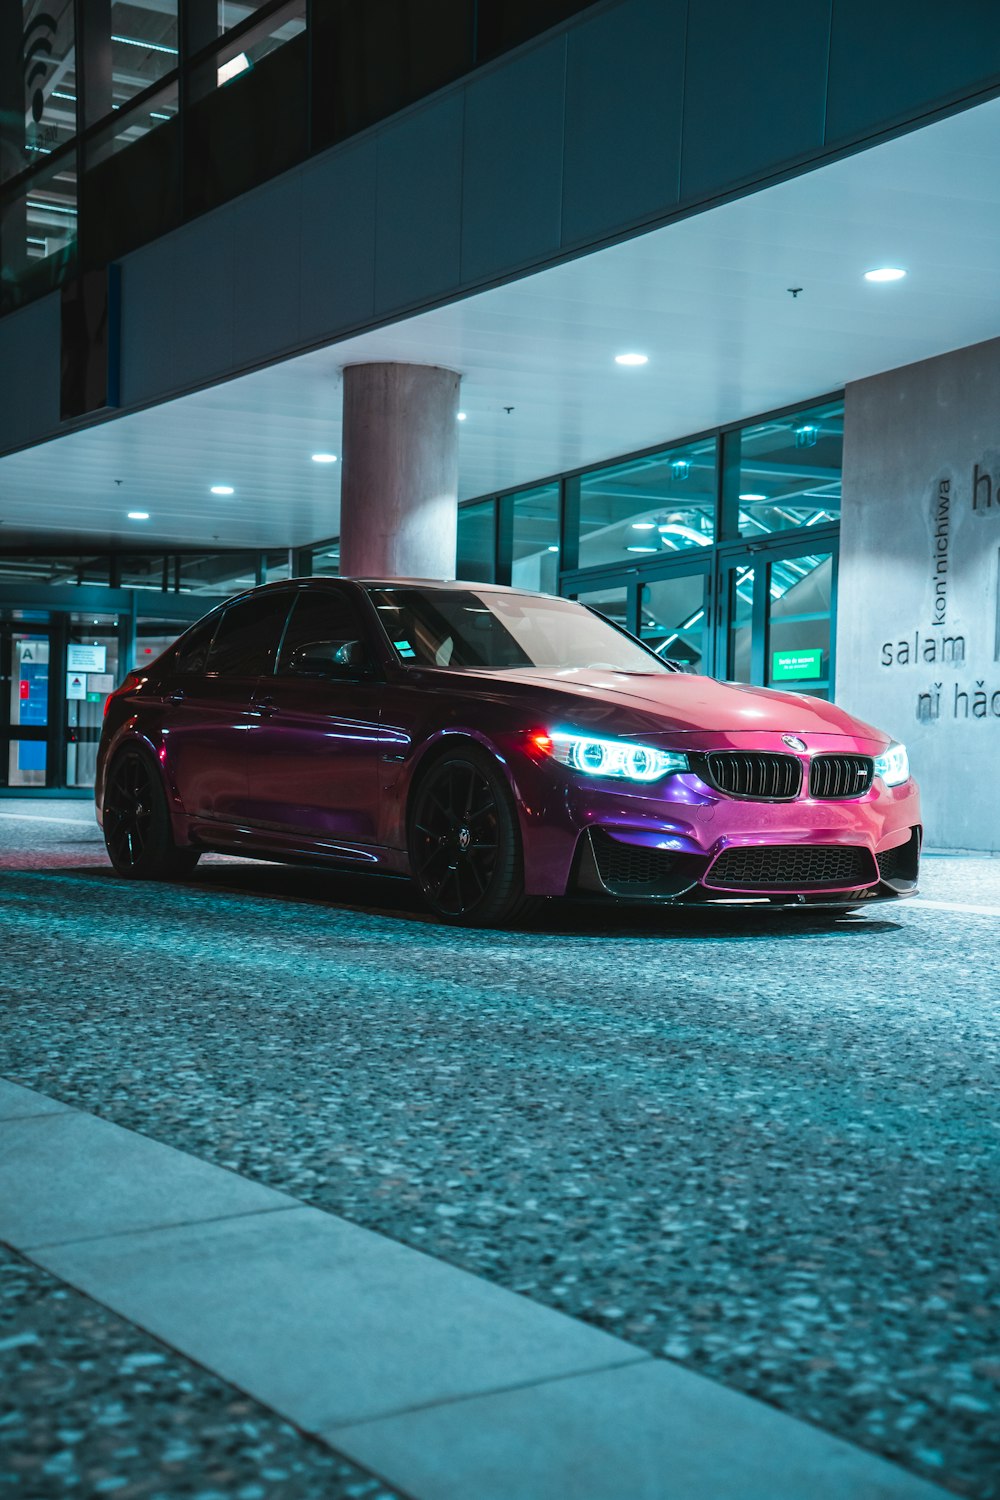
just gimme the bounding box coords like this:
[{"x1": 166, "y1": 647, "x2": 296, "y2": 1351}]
[
  {"x1": 276, "y1": 589, "x2": 374, "y2": 678},
  {"x1": 173, "y1": 612, "x2": 221, "y2": 675},
  {"x1": 205, "y1": 592, "x2": 294, "y2": 677}
]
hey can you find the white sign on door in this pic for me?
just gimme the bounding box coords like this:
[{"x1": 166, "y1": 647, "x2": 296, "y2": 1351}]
[
  {"x1": 67, "y1": 643, "x2": 107, "y2": 673},
  {"x1": 66, "y1": 674, "x2": 86, "y2": 700}
]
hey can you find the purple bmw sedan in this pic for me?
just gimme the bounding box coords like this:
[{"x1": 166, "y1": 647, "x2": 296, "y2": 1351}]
[{"x1": 96, "y1": 578, "x2": 921, "y2": 926}]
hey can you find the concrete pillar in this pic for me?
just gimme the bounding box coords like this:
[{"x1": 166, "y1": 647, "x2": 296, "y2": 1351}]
[{"x1": 339, "y1": 362, "x2": 460, "y2": 579}]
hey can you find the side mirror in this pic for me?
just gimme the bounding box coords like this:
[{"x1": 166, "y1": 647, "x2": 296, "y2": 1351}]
[{"x1": 286, "y1": 639, "x2": 376, "y2": 679}]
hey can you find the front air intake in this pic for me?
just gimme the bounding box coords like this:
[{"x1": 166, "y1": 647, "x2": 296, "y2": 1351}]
[{"x1": 707, "y1": 844, "x2": 876, "y2": 890}]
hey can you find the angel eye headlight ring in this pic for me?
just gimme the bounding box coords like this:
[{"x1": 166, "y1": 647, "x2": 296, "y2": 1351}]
[{"x1": 547, "y1": 731, "x2": 688, "y2": 783}]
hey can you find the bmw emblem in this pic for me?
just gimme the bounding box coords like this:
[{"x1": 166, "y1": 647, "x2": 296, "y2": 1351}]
[
  {"x1": 457, "y1": 825, "x2": 472, "y2": 852},
  {"x1": 782, "y1": 734, "x2": 807, "y2": 753}
]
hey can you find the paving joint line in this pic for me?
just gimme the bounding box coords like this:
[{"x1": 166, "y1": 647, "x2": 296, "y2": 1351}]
[
  {"x1": 321, "y1": 1353, "x2": 653, "y2": 1431},
  {"x1": 15, "y1": 1203, "x2": 303, "y2": 1253}
]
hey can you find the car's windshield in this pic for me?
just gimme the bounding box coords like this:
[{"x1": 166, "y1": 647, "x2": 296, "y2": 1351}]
[{"x1": 367, "y1": 587, "x2": 670, "y2": 673}]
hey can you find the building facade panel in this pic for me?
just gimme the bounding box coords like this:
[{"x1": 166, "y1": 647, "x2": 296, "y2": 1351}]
[
  {"x1": 460, "y1": 35, "x2": 567, "y2": 283},
  {"x1": 373, "y1": 93, "x2": 465, "y2": 315},
  {"x1": 826, "y1": 0, "x2": 1000, "y2": 144},
  {"x1": 838, "y1": 336, "x2": 1000, "y2": 850},
  {"x1": 680, "y1": 0, "x2": 831, "y2": 202},
  {"x1": 298, "y1": 138, "x2": 378, "y2": 343},
  {"x1": 231, "y1": 173, "x2": 304, "y2": 369},
  {"x1": 120, "y1": 216, "x2": 236, "y2": 405},
  {"x1": 560, "y1": 0, "x2": 685, "y2": 245}
]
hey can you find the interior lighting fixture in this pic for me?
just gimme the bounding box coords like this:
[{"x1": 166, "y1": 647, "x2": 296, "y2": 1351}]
[
  {"x1": 739, "y1": 493, "x2": 766, "y2": 501},
  {"x1": 864, "y1": 267, "x2": 906, "y2": 283},
  {"x1": 127, "y1": 511, "x2": 149, "y2": 520},
  {"x1": 456, "y1": 412, "x2": 467, "y2": 421},
  {"x1": 670, "y1": 459, "x2": 690, "y2": 480},
  {"x1": 794, "y1": 424, "x2": 819, "y2": 449},
  {"x1": 631, "y1": 521, "x2": 656, "y2": 530},
  {"x1": 311, "y1": 453, "x2": 337, "y2": 463},
  {"x1": 217, "y1": 52, "x2": 251, "y2": 86},
  {"x1": 547, "y1": 545, "x2": 559, "y2": 553},
  {"x1": 210, "y1": 485, "x2": 235, "y2": 495},
  {"x1": 615, "y1": 352, "x2": 648, "y2": 366},
  {"x1": 111, "y1": 34, "x2": 178, "y2": 55},
  {"x1": 627, "y1": 545, "x2": 658, "y2": 553}
]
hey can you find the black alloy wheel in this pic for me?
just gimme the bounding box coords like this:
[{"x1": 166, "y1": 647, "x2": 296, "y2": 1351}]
[
  {"x1": 103, "y1": 748, "x2": 200, "y2": 881},
  {"x1": 408, "y1": 746, "x2": 529, "y2": 926}
]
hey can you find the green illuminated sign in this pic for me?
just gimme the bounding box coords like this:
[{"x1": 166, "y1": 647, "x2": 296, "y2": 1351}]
[{"x1": 772, "y1": 649, "x2": 823, "y2": 682}]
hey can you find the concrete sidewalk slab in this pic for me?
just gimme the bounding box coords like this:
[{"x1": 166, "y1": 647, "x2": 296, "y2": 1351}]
[
  {"x1": 332, "y1": 1359, "x2": 948, "y2": 1500},
  {"x1": 33, "y1": 1206, "x2": 646, "y2": 1431},
  {"x1": 3, "y1": 1082, "x2": 953, "y2": 1500},
  {"x1": 0, "y1": 1077, "x2": 73, "y2": 1120},
  {"x1": 0, "y1": 1108, "x2": 296, "y2": 1247}
]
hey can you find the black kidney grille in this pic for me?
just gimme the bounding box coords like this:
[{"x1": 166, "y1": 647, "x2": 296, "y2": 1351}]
[
  {"x1": 707, "y1": 844, "x2": 875, "y2": 890},
  {"x1": 704, "y1": 752, "x2": 802, "y2": 800},
  {"x1": 592, "y1": 833, "x2": 678, "y2": 887},
  {"x1": 810, "y1": 755, "x2": 873, "y2": 799}
]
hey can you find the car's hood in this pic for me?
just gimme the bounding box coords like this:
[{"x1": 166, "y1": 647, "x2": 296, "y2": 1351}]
[{"x1": 455, "y1": 666, "x2": 885, "y2": 741}]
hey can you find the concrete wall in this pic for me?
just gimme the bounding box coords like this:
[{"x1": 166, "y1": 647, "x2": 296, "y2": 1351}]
[
  {"x1": 3, "y1": 0, "x2": 1000, "y2": 459},
  {"x1": 838, "y1": 337, "x2": 1000, "y2": 850}
]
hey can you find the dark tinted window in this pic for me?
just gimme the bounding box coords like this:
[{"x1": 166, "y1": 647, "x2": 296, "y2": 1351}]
[
  {"x1": 277, "y1": 588, "x2": 373, "y2": 675},
  {"x1": 173, "y1": 612, "x2": 220, "y2": 675},
  {"x1": 206, "y1": 592, "x2": 293, "y2": 677}
]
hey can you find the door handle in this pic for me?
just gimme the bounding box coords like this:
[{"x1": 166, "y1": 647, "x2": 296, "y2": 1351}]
[
  {"x1": 251, "y1": 696, "x2": 279, "y2": 718},
  {"x1": 166, "y1": 689, "x2": 185, "y2": 704}
]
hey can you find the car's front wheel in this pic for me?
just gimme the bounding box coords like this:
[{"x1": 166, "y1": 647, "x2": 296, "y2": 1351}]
[
  {"x1": 408, "y1": 745, "x2": 529, "y2": 926},
  {"x1": 103, "y1": 748, "x2": 200, "y2": 881}
]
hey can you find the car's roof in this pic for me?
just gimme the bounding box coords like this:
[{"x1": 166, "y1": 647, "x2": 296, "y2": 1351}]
[{"x1": 250, "y1": 576, "x2": 551, "y2": 597}]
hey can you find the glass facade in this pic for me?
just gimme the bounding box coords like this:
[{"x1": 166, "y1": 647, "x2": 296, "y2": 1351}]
[
  {"x1": 458, "y1": 395, "x2": 843, "y2": 694},
  {"x1": 509, "y1": 483, "x2": 559, "y2": 591},
  {"x1": 733, "y1": 400, "x2": 843, "y2": 538},
  {"x1": 1, "y1": 0, "x2": 600, "y2": 317},
  {"x1": 578, "y1": 438, "x2": 716, "y2": 571}
]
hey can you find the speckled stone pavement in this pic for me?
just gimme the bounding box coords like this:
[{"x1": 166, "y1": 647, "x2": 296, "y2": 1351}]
[
  {"x1": 0, "y1": 803, "x2": 998, "y2": 1498},
  {"x1": 0, "y1": 1246, "x2": 401, "y2": 1499}
]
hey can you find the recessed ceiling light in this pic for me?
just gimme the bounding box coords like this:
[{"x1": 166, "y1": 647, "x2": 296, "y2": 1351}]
[
  {"x1": 311, "y1": 453, "x2": 337, "y2": 463},
  {"x1": 626, "y1": 545, "x2": 658, "y2": 553},
  {"x1": 864, "y1": 267, "x2": 906, "y2": 283},
  {"x1": 547, "y1": 545, "x2": 559, "y2": 553},
  {"x1": 739, "y1": 493, "x2": 767, "y2": 502},
  {"x1": 127, "y1": 511, "x2": 149, "y2": 520},
  {"x1": 615, "y1": 352, "x2": 648, "y2": 366},
  {"x1": 456, "y1": 412, "x2": 467, "y2": 421},
  {"x1": 631, "y1": 521, "x2": 657, "y2": 530},
  {"x1": 210, "y1": 485, "x2": 235, "y2": 495}
]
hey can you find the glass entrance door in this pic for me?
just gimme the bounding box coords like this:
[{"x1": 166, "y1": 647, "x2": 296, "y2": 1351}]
[
  {"x1": 720, "y1": 541, "x2": 835, "y2": 696},
  {"x1": 66, "y1": 615, "x2": 120, "y2": 788},
  {"x1": 2, "y1": 625, "x2": 52, "y2": 787}
]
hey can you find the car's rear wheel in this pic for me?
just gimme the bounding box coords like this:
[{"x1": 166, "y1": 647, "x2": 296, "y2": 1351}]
[
  {"x1": 408, "y1": 746, "x2": 529, "y2": 926},
  {"x1": 103, "y1": 748, "x2": 200, "y2": 881}
]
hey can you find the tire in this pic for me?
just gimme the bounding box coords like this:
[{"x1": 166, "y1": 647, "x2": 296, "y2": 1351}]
[
  {"x1": 407, "y1": 744, "x2": 530, "y2": 927},
  {"x1": 102, "y1": 748, "x2": 200, "y2": 881}
]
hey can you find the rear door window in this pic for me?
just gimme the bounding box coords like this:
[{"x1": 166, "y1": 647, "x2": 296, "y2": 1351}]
[
  {"x1": 172, "y1": 612, "x2": 221, "y2": 675},
  {"x1": 206, "y1": 592, "x2": 294, "y2": 677}
]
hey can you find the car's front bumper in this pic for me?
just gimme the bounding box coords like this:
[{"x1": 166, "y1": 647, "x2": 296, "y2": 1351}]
[{"x1": 511, "y1": 737, "x2": 922, "y2": 904}]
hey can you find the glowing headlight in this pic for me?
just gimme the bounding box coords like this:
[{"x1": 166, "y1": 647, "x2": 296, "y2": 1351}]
[
  {"x1": 549, "y1": 732, "x2": 688, "y2": 783},
  {"x1": 874, "y1": 740, "x2": 909, "y2": 786}
]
